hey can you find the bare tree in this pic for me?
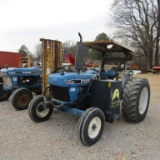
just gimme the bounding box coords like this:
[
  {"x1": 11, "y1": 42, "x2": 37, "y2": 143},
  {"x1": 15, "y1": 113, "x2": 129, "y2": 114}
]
[
  {"x1": 62, "y1": 41, "x2": 76, "y2": 61},
  {"x1": 62, "y1": 41, "x2": 76, "y2": 55},
  {"x1": 110, "y1": 0, "x2": 160, "y2": 68},
  {"x1": 155, "y1": 0, "x2": 160, "y2": 65},
  {"x1": 34, "y1": 43, "x2": 42, "y2": 61}
]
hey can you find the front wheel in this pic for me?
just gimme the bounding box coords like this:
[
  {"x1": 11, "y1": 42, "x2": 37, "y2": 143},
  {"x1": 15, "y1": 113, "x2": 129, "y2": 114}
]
[
  {"x1": 77, "y1": 107, "x2": 105, "y2": 146},
  {"x1": 28, "y1": 95, "x2": 53, "y2": 122},
  {"x1": 0, "y1": 85, "x2": 11, "y2": 101},
  {"x1": 122, "y1": 78, "x2": 150, "y2": 123},
  {"x1": 11, "y1": 88, "x2": 33, "y2": 110}
]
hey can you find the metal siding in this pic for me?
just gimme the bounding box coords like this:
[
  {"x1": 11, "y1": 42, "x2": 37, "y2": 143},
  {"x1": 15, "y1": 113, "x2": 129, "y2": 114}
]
[{"x1": 0, "y1": 51, "x2": 22, "y2": 68}]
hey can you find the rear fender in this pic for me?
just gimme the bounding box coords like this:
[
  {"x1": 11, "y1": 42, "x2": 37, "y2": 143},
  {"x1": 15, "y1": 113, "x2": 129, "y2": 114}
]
[
  {"x1": 131, "y1": 70, "x2": 141, "y2": 75},
  {"x1": 122, "y1": 70, "x2": 141, "y2": 88}
]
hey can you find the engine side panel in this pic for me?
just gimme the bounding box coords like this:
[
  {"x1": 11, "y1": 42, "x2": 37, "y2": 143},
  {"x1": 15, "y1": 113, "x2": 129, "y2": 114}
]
[{"x1": 90, "y1": 80, "x2": 122, "y2": 122}]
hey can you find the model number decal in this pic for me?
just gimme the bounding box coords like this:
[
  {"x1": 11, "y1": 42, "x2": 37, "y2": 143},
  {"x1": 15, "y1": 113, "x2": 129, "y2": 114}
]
[
  {"x1": 22, "y1": 72, "x2": 32, "y2": 74},
  {"x1": 8, "y1": 72, "x2": 32, "y2": 74},
  {"x1": 66, "y1": 79, "x2": 90, "y2": 84}
]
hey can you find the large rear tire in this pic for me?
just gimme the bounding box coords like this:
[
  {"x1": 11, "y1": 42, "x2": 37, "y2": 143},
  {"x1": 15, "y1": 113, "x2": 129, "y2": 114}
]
[
  {"x1": 122, "y1": 78, "x2": 150, "y2": 123},
  {"x1": 28, "y1": 95, "x2": 53, "y2": 122},
  {"x1": 77, "y1": 107, "x2": 105, "y2": 146},
  {"x1": 11, "y1": 88, "x2": 33, "y2": 110}
]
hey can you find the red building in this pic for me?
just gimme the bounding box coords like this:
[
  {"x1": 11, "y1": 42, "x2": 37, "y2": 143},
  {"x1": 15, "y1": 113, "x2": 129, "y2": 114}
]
[{"x1": 0, "y1": 51, "x2": 22, "y2": 68}]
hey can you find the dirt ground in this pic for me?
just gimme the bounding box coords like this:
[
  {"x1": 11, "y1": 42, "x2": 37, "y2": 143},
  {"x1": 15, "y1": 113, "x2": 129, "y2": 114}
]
[{"x1": 0, "y1": 73, "x2": 160, "y2": 160}]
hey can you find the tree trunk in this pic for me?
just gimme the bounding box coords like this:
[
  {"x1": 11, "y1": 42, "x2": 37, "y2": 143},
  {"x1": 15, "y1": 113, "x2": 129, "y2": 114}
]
[
  {"x1": 154, "y1": 39, "x2": 160, "y2": 65},
  {"x1": 155, "y1": 0, "x2": 160, "y2": 65},
  {"x1": 149, "y1": 49, "x2": 153, "y2": 68}
]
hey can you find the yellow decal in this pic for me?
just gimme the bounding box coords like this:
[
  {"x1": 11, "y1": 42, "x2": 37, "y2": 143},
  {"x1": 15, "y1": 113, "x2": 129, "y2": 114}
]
[
  {"x1": 112, "y1": 89, "x2": 119, "y2": 100},
  {"x1": 108, "y1": 82, "x2": 111, "y2": 88},
  {"x1": 111, "y1": 88, "x2": 120, "y2": 108}
]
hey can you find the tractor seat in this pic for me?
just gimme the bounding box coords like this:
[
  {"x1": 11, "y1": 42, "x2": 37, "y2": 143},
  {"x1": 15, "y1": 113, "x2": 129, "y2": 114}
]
[{"x1": 101, "y1": 70, "x2": 117, "y2": 80}]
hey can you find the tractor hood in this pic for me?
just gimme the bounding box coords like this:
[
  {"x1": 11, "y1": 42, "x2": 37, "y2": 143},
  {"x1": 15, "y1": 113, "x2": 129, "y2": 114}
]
[
  {"x1": 49, "y1": 72, "x2": 94, "y2": 87},
  {"x1": 1, "y1": 66, "x2": 41, "y2": 77}
]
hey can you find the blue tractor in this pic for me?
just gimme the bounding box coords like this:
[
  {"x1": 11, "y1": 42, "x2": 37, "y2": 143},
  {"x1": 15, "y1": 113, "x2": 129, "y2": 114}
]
[
  {"x1": 0, "y1": 66, "x2": 42, "y2": 110},
  {"x1": 28, "y1": 34, "x2": 150, "y2": 146}
]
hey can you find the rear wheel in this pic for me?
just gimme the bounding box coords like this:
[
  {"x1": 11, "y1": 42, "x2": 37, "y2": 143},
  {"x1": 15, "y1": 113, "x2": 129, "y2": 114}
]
[
  {"x1": 122, "y1": 78, "x2": 150, "y2": 123},
  {"x1": 77, "y1": 107, "x2": 105, "y2": 146},
  {"x1": 28, "y1": 95, "x2": 53, "y2": 122},
  {"x1": 11, "y1": 88, "x2": 33, "y2": 110}
]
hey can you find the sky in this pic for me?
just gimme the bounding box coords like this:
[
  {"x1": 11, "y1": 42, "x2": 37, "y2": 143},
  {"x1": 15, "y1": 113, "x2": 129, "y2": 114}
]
[{"x1": 0, "y1": 0, "x2": 113, "y2": 53}]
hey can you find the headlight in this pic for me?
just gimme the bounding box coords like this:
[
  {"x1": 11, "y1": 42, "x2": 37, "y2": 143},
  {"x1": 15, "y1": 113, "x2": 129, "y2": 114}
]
[{"x1": 2, "y1": 77, "x2": 13, "y2": 86}]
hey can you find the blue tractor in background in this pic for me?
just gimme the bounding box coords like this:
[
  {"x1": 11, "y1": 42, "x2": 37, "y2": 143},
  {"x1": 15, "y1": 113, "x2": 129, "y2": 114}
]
[
  {"x1": 28, "y1": 33, "x2": 150, "y2": 146},
  {"x1": 0, "y1": 66, "x2": 42, "y2": 110}
]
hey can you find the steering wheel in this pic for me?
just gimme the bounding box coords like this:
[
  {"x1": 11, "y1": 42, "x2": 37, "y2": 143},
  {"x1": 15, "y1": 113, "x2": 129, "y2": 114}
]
[
  {"x1": 82, "y1": 68, "x2": 87, "y2": 72},
  {"x1": 52, "y1": 68, "x2": 67, "y2": 73}
]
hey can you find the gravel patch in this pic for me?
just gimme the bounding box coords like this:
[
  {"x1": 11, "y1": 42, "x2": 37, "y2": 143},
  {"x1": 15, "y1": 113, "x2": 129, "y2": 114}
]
[{"x1": 0, "y1": 73, "x2": 160, "y2": 160}]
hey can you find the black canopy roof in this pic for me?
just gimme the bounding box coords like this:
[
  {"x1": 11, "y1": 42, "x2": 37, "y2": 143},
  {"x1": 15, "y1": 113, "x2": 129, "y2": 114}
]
[{"x1": 84, "y1": 40, "x2": 134, "y2": 56}]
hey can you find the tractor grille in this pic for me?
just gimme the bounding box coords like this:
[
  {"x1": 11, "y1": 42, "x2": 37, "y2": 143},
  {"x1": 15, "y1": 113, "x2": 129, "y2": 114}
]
[
  {"x1": 50, "y1": 85, "x2": 70, "y2": 102},
  {"x1": 2, "y1": 77, "x2": 12, "y2": 86}
]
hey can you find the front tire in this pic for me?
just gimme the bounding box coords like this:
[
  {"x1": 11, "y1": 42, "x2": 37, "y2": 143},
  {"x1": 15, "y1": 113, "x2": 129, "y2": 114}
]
[
  {"x1": 77, "y1": 107, "x2": 105, "y2": 146},
  {"x1": 11, "y1": 88, "x2": 33, "y2": 110},
  {"x1": 0, "y1": 89, "x2": 11, "y2": 101},
  {"x1": 0, "y1": 84, "x2": 11, "y2": 101},
  {"x1": 122, "y1": 78, "x2": 150, "y2": 123},
  {"x1": 28, "y1": 95, "x2": 53, "y2": 122}
]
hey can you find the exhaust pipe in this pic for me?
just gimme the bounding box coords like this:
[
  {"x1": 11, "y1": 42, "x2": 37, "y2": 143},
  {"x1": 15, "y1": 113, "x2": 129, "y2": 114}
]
[{"x1": 78, "y1": 32, "x2": 82, "y2": 42}]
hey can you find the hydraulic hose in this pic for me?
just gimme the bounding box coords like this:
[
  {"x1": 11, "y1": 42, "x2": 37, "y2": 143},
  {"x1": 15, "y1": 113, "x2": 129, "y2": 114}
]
[{"x1": 43, "y1": 86, "x2": 51, "y2": 96}]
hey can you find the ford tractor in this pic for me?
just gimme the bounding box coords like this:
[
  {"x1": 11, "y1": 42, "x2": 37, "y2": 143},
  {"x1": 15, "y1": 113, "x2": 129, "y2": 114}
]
[
  {"x1": 0, "y1": 66, "x2": 42, "y2": 110},
  {"x1": 28, "y1": 33, "x2": 150, "y2": 146}
]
